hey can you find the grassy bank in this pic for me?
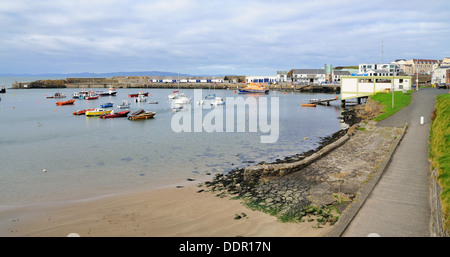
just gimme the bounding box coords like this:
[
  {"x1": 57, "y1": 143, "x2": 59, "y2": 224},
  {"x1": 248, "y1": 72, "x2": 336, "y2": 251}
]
[
  {"x1": 429, "y1": 94, "x2": 450, "y2": 230},
  {"x1": 370, "y1": 90, "x2": 412, "y2": 121}
]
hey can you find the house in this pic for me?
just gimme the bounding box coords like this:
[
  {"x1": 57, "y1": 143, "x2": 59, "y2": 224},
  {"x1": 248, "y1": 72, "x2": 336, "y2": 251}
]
[
  {"x1": 290, "y1": 69, "x2": 326, "y2": 84},
  {"x1": 332, "y1": 70, "x2": 351, "y2": 83},
  {"x1": 358, "y1": 63, "x2": 400, "y2": 76},
  {"x1": 404, "y1": 59, "x2": 441, "y2": 75},
  {"x1": 431, "y1": 65, "x2": 450, "y2": 86}
]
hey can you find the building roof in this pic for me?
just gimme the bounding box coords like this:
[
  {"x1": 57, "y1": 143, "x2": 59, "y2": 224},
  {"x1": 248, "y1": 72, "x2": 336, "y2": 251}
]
[
  {"x1": 333, "y1": 70, "x2": 351, "y2": 75},
  {"x1": 292, "y1": 69, "x2": 325, "y2": 74}
]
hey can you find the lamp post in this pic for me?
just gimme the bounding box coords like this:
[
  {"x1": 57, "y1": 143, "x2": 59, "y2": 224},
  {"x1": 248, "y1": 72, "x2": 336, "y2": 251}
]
[{"x1": 392, "y1": 65, "x2": 395, "y2": 109}]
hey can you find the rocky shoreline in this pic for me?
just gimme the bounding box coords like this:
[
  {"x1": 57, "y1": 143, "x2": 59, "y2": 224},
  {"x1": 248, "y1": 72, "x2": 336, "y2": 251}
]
[{"x1": 198, "y1": 102, "x2": 404, "y2": 228}]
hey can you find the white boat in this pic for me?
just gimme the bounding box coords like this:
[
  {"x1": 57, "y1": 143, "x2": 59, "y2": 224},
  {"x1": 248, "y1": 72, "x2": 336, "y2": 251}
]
[
  {"x1": 134, "y1": 94, "x2": 147, "y2": 102},
  {"x1": 210, "y1": 97, "x2": 225, "y2": 106},
  {"x1": 174, "y1": 93, "x2": 191, "y2": 104},
  {"x1": 117, "y1": 100, "x2": 131, "y2": 109}
]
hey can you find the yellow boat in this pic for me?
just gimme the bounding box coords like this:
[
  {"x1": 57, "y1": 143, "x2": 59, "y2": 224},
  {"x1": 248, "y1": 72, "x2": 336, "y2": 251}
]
[
  {"x1": 85, "y1": 108, "x2": 113, "y2": 116},
  {"x1": 238, "y1": 82, "x2": 269, "y2": 94}
]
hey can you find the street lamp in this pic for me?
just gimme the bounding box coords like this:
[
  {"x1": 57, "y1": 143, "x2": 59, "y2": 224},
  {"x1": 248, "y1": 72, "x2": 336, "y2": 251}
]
[{"x1": 392, "y1": 65, "x2": 395, "y2": 109}]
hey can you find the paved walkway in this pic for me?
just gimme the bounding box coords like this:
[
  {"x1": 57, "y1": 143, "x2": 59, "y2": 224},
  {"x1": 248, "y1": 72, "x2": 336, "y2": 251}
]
[{"x1": 341, "y1": 88, "x2": 447, "y2": 237}]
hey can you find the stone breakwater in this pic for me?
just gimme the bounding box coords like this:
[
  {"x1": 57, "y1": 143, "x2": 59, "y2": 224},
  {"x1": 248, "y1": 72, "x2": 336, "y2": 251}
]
[{"x1": 199, "y1": 116, "x2": 405, "y2": 227}]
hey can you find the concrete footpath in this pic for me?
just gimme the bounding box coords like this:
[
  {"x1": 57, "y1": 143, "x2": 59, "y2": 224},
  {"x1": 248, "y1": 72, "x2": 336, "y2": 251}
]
[{"x1": 341, "y1": 88, "x2": 447, "y2": 237}]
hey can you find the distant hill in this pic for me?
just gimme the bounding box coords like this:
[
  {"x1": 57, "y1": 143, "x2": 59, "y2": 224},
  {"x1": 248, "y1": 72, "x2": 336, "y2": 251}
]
[{"x1": 0, "y1": 71, "x2": 193, "y2": 78}]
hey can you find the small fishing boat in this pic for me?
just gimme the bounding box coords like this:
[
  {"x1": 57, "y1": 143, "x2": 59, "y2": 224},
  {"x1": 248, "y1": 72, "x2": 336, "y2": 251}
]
[
  {"x1": 238, "y1": 82, "x2": 269, "y2": 94},
  {"x1": 129, "y1": 91, "x2": 149, "y2": 98},
  {"x1": 301, "y1": 103, "x2": 316, "y2": 107},
  {"x1": 116, "y1": 100, "x2": 131, "y2": 109},
  {"x1": 210, "y1": 97, "x2": 225, "y2": 106},
  {"x1": 85, "y1": 92, "x2": 99, "y2": 100},
  {"x1": 98, "y1": 87, "x2": 117, "y2": 96},
  {"x1": 47, "y1": 92, "x2": 66, "y2": 99},
  {"x1": 100, "y1": 102, "x2": 114, "y2": 108},
  {"x1": 101, "y1": 110, "x2": 130, "y2": 119},
  {"x1": 127, "y1": 108, "x2": 156, "y2": 120},
  {"x1": 73, "y1": 108, "x2": 95, "y2": 115},
  {"x1": 174, "y1": 93, "x2": 191, "y2": 104},
  {"x1": 56, "y1": 99, "x2": 75, "y2": 105},
  {"x1": 148, "y1": 101, "x2": 158, "y2": 104},
  {"x1": 134, "y1": 94, "x2": 147, "y2": 102},
  {"x1": 85, "y1": 108, "x2": 113, "y2": 116}
]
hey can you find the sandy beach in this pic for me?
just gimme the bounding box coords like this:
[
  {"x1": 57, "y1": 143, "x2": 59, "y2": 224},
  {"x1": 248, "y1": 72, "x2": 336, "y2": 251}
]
[{"x1": 2, "y1": 185, "x2": 332, "y2": 237}]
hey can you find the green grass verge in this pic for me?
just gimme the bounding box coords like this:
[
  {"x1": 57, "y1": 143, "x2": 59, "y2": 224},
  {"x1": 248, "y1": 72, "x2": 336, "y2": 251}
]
[
  {"x1": 429, "y1": 94, "x2": 450, "y2": 230},
  {"x1": 371, "y1": 90, "x2": 412, "y2": 121}
]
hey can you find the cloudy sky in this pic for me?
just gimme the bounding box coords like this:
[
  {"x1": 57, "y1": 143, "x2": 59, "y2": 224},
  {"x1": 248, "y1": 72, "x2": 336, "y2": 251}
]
[{"x1": 1, "y1": 0, "x2": 449, "y2": 75}]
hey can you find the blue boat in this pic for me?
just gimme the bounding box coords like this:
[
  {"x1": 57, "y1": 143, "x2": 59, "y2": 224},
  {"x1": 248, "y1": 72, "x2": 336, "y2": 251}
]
[{"x1": 100, "y1": 102, "x2": 114, "y2": 108}]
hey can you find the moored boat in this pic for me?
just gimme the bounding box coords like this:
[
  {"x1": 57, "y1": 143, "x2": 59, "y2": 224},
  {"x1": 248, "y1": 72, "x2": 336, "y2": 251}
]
[
  {"x1": 85, "y1": 92, "x2": 99, "y2": 100},
  {"x1": 134, "y1": 94, "x2": 147, "y2": 102},
  {"x1": 85, "y1": 108, "x2": 113, "y2": 116},
  {"x1": 173, "y1": 93, "x2": 191, "y2": 104},
  {"x1": 127, "y1": 108, "x2": 156, "y2": 120},
  {"x1": 47, "y1": 92, "x2": 66, "y2": 99},
  {"x1": 210, "y1": 97, "x2": 225, "y2": 106},
  {"x1": 56, "y1": 99, "x2": 75, "y2": 105},
  {"x1": 100, "y1": 102, "x2": 114, "y2": 108},
  {"x1": 98, "y1": 87, "x2": 117, "y2": 96},
  {"x1": 238, "y1": 82, "x2": 269, "y2": 94},
  {"x1": 101, "y1": 110, "x2": 130, "y2": 119},
  {"x1": 129, "y1": 91, "x2": 149, "y2": 98},
  {"x1": 73, "y1": 108, "x2": 95, "y2": 115},
  {"x1": 116, "y1": 100, "x2": 131, "y2": 109}
]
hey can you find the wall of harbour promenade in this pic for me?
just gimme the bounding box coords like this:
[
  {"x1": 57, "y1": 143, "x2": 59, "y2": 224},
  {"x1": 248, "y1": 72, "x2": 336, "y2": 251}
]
[{"x1": 11, "y1": 78, "x2": 340, "y2": 93}]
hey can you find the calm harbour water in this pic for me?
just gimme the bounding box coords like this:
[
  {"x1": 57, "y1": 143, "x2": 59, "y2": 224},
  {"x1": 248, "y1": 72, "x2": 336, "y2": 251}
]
[{"x1": 0, "y1": 77, "x2": 345, "y2": 211}]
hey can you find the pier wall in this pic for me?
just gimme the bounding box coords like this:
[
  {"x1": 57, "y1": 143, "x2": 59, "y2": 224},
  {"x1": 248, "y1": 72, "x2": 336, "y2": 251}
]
[{"x1": 11, "y1": 78, "x2": 340, "y2": 93}]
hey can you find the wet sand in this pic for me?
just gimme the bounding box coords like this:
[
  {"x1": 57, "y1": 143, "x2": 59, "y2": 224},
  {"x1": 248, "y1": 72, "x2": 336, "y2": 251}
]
[{"x1": 2, "y1": 185, "x2": 331, "y2": 237}]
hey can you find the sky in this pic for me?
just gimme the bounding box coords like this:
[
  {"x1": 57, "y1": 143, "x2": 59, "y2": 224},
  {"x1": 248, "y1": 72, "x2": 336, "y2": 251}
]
[{"x1": 1, "y1": 0, "x2": 449, "y2": 76}]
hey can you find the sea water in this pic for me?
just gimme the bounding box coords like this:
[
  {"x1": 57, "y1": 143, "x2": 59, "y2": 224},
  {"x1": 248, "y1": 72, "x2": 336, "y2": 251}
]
[{"x1": 0, "y1": 78, "x2": 345, "y2": 210}]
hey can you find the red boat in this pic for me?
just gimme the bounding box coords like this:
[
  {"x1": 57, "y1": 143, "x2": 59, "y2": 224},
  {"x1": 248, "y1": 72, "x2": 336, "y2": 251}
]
[
  {"x1": 56, "y1": 99, "x2": 75, "y2": 106},
  {"x1": 85, "y1": 93, "x2": 99, "y2": 100},
  {"x1": 73, "y1": 108, "x2": 95, "y2": 115},
  {"x1": 101, "y1": 110, "x2": 130, "y2": 119},
  {"x1": 128, "y1": 91, "x2": 149, "y2": 97}
]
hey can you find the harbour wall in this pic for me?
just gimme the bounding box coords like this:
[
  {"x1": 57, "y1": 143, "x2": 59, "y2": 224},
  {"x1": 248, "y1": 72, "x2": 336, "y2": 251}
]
[{"x1": 11, "y1": 78, "x2": 340, "y2": 93}]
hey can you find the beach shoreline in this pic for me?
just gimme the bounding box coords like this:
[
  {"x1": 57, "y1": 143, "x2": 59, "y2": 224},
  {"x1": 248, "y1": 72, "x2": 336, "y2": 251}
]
[{"x1": 2, "y1": 184, "x2": 332, "y2": 237}]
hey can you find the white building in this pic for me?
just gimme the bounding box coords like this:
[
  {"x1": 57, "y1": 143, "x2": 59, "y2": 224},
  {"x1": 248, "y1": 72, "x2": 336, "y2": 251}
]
[
  {"x1": 358, "y1": 63, "x2": 400, "y2": 76},
  {"x1": 291, "y1": 69, "x2": 326, "y2": 84},
  {"x1": 245, "y1": 75, "x2": 278, "y2": 84},
  {"x1": 276, "y1": 71, "x2": 288, "y2": 82},
  {"x1": 340, "y1": 75, "x2": 412, "y2": 100},
  {"x1": 332, "y1": 70, "x2": 351, "y2": 83},
  {"x1": 431, "y1": 66, "x2": 450, "y2": 85}
]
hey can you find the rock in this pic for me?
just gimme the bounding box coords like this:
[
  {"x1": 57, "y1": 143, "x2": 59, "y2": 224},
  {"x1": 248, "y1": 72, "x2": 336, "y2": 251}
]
[{"x1": 307, "y1": 182, "x2": 335, "y2": 206}]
